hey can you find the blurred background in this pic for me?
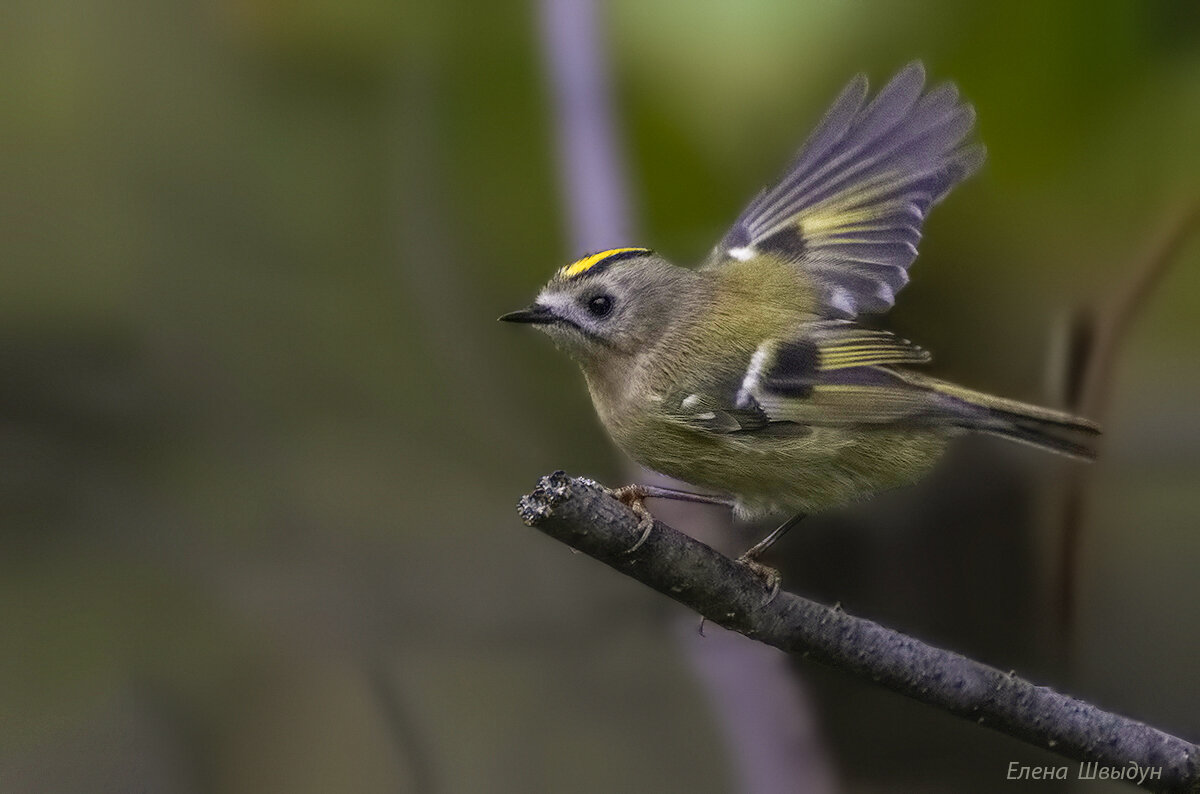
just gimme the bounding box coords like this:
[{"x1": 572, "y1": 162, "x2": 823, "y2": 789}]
[{"x1": 2, "y1": 0, "x2": 1199, "y2": 791}]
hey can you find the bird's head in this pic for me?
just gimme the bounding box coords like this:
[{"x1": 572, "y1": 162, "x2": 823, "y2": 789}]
[{"x1": 500, "y1": 248, "x2": 690, "y2": 369}]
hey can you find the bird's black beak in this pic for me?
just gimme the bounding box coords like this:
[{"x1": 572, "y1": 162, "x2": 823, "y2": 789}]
[{"x1": 498, "y1": 304, "x2": 556, "y2": 325}]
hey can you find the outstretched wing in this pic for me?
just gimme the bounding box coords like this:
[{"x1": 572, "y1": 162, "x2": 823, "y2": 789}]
[
  {"x1": 668, "y1": 322, "x2": 938, "y2": 433},
  {"x1": 705, "y1": 61, "x2": 984, "y2": 319}
]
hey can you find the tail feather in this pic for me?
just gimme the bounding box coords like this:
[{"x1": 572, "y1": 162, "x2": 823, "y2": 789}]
[
  {"x1": 897, "y1": 371, "x2": 1101, "y2": 460},
  {"x1": 976, "y1": 414, "x2": 1100, "y2": 461}
]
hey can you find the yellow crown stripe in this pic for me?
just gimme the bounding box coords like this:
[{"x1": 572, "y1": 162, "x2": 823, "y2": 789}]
[{"x1": 560, "y1": 247, "x2": 650, "y2": 279}]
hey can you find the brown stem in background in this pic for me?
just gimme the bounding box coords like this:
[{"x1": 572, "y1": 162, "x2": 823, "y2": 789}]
[
  {"x1": 520, "y1": 472, "x2": 1200, "y2": 793},
  {"x1": 1055, "y1": 201, "x2": 1200, "y2": 640}
]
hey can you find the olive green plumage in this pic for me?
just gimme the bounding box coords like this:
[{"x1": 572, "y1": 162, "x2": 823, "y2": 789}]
[{"x1": 502, "y1": 62, "x2": 1099, "y2": 521}]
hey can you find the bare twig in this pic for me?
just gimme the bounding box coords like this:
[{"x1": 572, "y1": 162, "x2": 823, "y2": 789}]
[{"x1": 519, "y1": 472, "x2": 1200, "y2": 793}]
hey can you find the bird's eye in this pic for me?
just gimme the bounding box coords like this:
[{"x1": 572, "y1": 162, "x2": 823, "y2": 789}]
[{"x1": 585, "y1": 294, "x2": 614, "y2": 318}]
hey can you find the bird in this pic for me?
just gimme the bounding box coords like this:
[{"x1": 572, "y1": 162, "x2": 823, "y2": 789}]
[{"x1": 501, "y1": 61, "x2": 1099, "y2": 577}]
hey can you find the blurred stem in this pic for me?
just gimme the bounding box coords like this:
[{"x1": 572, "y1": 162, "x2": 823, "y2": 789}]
[
  {"x1": 1054, "y1": 199, "x2": 1200, "y2": 642},
  {"x1": 534, "y1": 4, "x2": 835, "y2": 792},
  {"x1": 367, "y1": 663, "x2": 438, "y2": 794},
  {"x1": 537, "y1": 0, "x2": 635, "y2": 249}
]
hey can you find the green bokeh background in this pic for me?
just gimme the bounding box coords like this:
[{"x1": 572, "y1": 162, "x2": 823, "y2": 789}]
[{"x1": 2, "y1": 1, "x2": 1198, "y2": 791}]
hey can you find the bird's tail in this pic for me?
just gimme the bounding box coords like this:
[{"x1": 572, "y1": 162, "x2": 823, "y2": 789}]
[{"x1": 900, "y1": 372, "x2": 1101, "y2": 460}]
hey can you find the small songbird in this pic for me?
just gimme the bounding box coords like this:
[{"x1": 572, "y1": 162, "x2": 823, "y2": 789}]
[{"x1": 501, "y1": 62, "x2": 1099, "y2": 570}]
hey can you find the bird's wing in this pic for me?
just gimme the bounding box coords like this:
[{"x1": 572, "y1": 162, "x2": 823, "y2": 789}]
[
  {"x1": 667, "y1": 322, "x2": 937, "y2": 433},
  {"x1": 703, "y1": 61, "x2": 984, "y2": 319}
]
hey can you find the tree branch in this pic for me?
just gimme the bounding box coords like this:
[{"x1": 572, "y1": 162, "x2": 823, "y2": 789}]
[{"x1": 518, "y1": 472, "x2": 1200, "y2": 793}]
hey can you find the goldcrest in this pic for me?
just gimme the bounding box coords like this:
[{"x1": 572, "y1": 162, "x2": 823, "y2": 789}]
[{"x1": 502, "y1": 62, "x2": 1098, "y2": 557}]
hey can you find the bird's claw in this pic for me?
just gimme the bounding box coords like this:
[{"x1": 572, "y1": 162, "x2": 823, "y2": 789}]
[
  {"x1": 736, "y1": 554, "x2": 782, "y2": 605},
  {"x1": 609, "y1": 485, "x2": 655, "y2": 554}
]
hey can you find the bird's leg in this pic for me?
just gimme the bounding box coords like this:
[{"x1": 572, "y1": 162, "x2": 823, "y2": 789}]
[
  {"x1": 736, "y1": 512, "x2": 807, "y2": 604},
  {"x1": 740, "y1": 512, "x2": 807, "y2": 562},
  {"x1": 611, "y1": 483, "x2": 735, "y2": 508},
  {"x1": 608, "y1": 484, "x2": 734, "y2": 553}
]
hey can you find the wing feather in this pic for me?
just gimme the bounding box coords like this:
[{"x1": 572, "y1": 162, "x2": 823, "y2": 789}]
[
  {"x1": 663, "y1": 323, "x2": 937, "y2": 436},
  {"x1": 707, "y1": 61, "x2": 984, "y2": 318},
  {"x1": 731, "y1": 324, "x2": 936, "y2": 427}
]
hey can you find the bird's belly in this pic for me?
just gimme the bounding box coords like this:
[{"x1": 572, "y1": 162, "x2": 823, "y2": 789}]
[{"x1": 622, "y1": 422, "x2": 947, "y2": 519}]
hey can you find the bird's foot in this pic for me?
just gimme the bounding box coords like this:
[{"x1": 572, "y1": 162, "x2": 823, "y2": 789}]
[
  {"x1": 735, "y1": 552, "x2": 782, "y2": 605},
  {"x1": 730, "y1": 512, "x2": 804, "y2": 605},
  {"x1": 609, "y1": 484, "x2": 656, "y2": 553}
]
